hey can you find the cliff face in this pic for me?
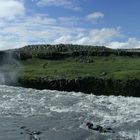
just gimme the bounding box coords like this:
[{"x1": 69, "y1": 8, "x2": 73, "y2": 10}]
[{"x1": 18, "y1": 76, "x2": 140, "y2": 97}]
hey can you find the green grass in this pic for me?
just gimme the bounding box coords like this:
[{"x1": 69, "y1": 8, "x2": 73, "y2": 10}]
[{"x1": 18, "y1": 56, "x2": 140, "y2": 80}]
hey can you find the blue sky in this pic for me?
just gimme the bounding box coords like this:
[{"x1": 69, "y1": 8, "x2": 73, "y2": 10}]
[{"x1": 0, "y1": 0, "x2": 140, "y2": 49}]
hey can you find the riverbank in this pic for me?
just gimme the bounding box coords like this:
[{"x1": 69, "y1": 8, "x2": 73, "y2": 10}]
[
  {"x1": 2, "y1": 44, "x2": 140, "y2": 96},
  {"x1": 18, "y1": 76, "x2": 140, "y2": 97},
  {"x1": 16, "y1": 52, "x2": 140, "y2": 96}
]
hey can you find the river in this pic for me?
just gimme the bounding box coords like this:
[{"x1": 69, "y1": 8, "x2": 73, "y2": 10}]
[{"x1": 0, "y1": 85, "x2": 139, "y2": 140}]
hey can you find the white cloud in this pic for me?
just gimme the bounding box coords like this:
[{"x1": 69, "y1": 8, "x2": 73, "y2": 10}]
[
  {"x1": 54, "y1": 28, "x2": 121, "y2": 45},
  {"x1": 0, "y1": 0, "x2": 25, "y2": 20},
  {"x1": 0, "y1": 14, "x2": 86, "y2": 49},
  {"x1": 0, "y1": 33, "x2": 28, "y2": 50},
  {"x1": 86, "y1": 12, "x2": 104, "y2": 23},
  {"x1": 88, "y1": 28, "x2": 120, "y2": 44},
  {"x1": 0, "y1": 1, "x2": 138, "y2": 50},
  {"x1": 58, "y1": 16, "x2": 80, "y2": 26},
  {"x1": 53, "y1": 35, "x2": 72, "y2": 44},
  {"x1": 0, "y1": 9, "x2": 124, "y2": 50},
  {"x1": 109, "y1": 38, "x2": 140, "y2": 49},
  {"x1": 37, "y1": 0, "x2": 81, "y2": 10},
  {"x1": 0, "y1": 0, "x2": 139, "y2": 51}
]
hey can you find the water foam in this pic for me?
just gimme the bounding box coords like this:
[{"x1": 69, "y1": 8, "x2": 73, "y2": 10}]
[{"x1": 0, "y1": 85, "x2": 139, "y2": 139}]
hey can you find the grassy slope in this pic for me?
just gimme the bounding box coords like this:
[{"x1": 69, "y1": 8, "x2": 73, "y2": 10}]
[{"x1": 19, "y1": 55, "x2": 140, "y2": 80}]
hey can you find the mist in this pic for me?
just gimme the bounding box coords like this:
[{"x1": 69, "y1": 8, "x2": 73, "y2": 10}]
[{"x1": 0, "y1": 50, "x2": 21, "y2": 85}]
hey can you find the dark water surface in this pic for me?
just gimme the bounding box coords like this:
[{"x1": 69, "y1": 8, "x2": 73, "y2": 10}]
[{"x1": 0, "y1": 85, "x2": 139, "y2": 140}]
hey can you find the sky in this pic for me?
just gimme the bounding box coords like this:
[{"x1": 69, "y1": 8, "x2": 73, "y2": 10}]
[{"x1": 0, "y1": 0, "x2": 140, "y2": 50}]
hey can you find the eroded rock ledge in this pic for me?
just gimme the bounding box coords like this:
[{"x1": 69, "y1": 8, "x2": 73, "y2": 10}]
[{"x1": 18, "y1": 76, "x2": 140, "y2": 97}]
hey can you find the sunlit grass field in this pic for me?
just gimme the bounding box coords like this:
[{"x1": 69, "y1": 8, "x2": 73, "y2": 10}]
[{"x1": 19, "y1": 55, "x2": 140, "y2": 80}]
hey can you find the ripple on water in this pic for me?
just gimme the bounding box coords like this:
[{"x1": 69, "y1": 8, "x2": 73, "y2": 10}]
[{"x1": 0, "y1": 85, "x2": 139, "y2": 139}]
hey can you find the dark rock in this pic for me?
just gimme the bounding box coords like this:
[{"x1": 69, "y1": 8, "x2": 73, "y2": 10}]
[
  {"x1": 20, "y1": 126, "x2": 26, "y2": 129},
  {"x1": 94, "y1": 125, "x2": 104, "y2": 132},
  {"x1": 25, "y1": 129, "x2": 30, "y2": 132},
  {"x1": 42, "y1": 63, "x2": 48, "y2": 69},
  {"x1": 18, "y1": 75, "x2": 140, "y2": 97},
  {"x1": 32, "y1": 131, "x2": 42, "y2": 135},
  {"x1": 106, "y1": 127, "x2": 113, "y2": 131},
  {"x1": 86, "y1": 122, "x2": 93, "y2": 129},
  {"x1": 100, "y1": 72, "x2": 107, "y2": 76},
  {"x1": 25, "y1": 129, "x2": 42, "y2": 140},
  {"x1": 26, "y1": 129, "x2": 42, "y2": 136},
  {"x1": 86, "y1": 122, "x2": 115, "y2": 133}
]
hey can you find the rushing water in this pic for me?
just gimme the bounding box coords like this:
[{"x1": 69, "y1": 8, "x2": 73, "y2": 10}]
[{"x1": 0, "y1": 85, "x2": 139, "y2": 140}]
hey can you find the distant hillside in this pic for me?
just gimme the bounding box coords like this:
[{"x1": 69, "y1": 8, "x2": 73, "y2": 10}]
[
  {"x1": 18, "y1": 44, "x2": 110, "y2": 53},
  {"x1": 11, "y1": 44, "x2": 140, "y2": 60}
]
